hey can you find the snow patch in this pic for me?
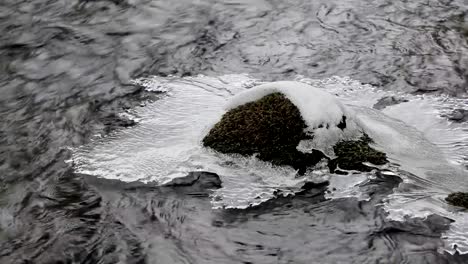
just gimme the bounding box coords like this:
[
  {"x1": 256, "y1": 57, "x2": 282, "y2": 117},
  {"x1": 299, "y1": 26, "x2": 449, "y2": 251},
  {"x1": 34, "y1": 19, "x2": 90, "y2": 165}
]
[
  {"x1": 225, "y1": 81, "x2": 363, "y2": 156},
  {"x1": 227, "y1": 81, "x2": 347, "y2": 130}
]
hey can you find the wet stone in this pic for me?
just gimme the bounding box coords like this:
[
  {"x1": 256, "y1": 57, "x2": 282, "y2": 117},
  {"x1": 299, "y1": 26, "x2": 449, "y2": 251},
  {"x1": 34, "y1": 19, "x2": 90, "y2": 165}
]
[
  {"x1": 202, "y1": 93, "x2": 327, "y2": 174},
  {"x1": 164, "y1": 171, "x2": 222, "y2": 189},
  {"x1": 329, "y1": 134, "x2": 388, "y2": 172},
  {"x1": 373, "y1": 96, "x2": 408, "y2": 110},
  {"x1": 203, "y1": 92, "x2": 388, "y2": 174},
  {"x1": 447, "y1": 109, "x2": 468, "y2": 122},
  {"x1": 446, "y1": 192, "x2": 468, "y2": 209}
]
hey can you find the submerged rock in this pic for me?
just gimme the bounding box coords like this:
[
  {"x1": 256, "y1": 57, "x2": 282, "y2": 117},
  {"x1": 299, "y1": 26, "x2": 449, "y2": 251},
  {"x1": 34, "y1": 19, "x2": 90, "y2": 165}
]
[
  {"x1": 164, "y1": 171, "x2": 222, "y2": 189},
  {"x1": 446, "y1": 192, "x2": 468, "y2": 209},
  {"x1": 373, "y1": 96, "x2": 408, "y2": 110},
  {"x1": 203, "y1": 82, "x2": 388, "y2": 173},
  {"x1": 446, "y1": 109, "x2": 468, "y2": 122}
]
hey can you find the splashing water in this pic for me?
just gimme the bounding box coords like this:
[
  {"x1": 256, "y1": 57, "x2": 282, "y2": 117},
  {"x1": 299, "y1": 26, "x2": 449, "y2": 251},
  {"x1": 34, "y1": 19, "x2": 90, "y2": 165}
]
[{"x1": 72, "y1": 74, "x2": 468, "y2": 254}]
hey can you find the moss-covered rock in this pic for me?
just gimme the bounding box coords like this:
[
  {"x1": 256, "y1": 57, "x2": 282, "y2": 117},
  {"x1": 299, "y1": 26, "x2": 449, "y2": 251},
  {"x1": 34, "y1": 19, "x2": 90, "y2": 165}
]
[
  {"x1": 329, "y1": 134, "x2": 387, "y2": 172},
  {"x1": 203, "y1": 92, "x2": 388, "y2": 174},
  {"x1": 202, "y1": 93, "x2": 325, "y2": 173},
  {"x1": 446, "y1": 192, "x2": 468, "y2": 209}
]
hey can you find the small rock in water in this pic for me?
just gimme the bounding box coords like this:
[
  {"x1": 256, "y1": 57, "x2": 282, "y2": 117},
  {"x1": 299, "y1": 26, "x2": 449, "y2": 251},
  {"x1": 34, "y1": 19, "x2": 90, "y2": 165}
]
[
  {"x1": 447, "y1": 109, "x2": 468, "y2": 122},
  {"x1": 446, "y1": 192, "x2": 468, "y2": 209},
  {"x1": 164, "y1": 171, "x2": 222, "y2": 189},
  {"x1": 101, "y1": 113, "x2": 137, "y2": 133},
  {"x1": 329, "y1": 134, "x2": 388, "y2": 172},
  {"x1": 373, "y1": 96, "x2": 408, "y2": 110}
]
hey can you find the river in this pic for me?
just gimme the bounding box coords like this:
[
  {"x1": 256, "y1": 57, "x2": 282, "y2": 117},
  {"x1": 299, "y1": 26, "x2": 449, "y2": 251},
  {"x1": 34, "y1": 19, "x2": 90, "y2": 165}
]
[{"x1": 1, "y1": 0, "x2": 468, "y2": 263}]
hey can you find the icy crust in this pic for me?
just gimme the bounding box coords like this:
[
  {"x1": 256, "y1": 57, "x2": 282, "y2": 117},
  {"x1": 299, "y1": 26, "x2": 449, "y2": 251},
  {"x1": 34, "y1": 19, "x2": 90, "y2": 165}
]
[
  {"x1": 226, "y1": 81, "x2": 347, "y2": 130},
  {"x1": 73, "y1": 74, "x2": 468, "y2": 255},
  {"x1": 225, "y1": 81, "x2": 363, "y2": 157}
]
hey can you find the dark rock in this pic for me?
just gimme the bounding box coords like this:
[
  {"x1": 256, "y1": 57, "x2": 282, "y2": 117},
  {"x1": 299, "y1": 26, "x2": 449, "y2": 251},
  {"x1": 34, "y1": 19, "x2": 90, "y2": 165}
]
[
  {"x1": 337, "y1": 116, "x2": 347, "y2": 130},
  {"x1": 82, "y1": 171, "x2": 222, "y2": 199},
  {"x1": 446, "y1": 192, "x2": 468, "y2": 209},
  {"x1": 102, "y1": 113, "x2": 136, "y2": 127},
  {"x1": 164, "y1": 171, "x2": 222, "y2": 189},
  {"x1": 373, "y1": 96, "x2": 408, "y2": 110},
  {"x1": 447, "y1": 109, "x2": 468, "y2": 122},
  {"x1": 100, "y1": 113, "x2": 136, "y2": 134},
  {"x1": 329, "y1": 134, "x2": 388, "y2": 172},
  {"x1": 202, "y1": 93, "x2": 326, "y2": 173},
  {"x1": 203, "y1": 92, "x2": 388, "y2": 174},
  {"x1": 297, "y1": 181, "x2": 329, "y2": 195}
]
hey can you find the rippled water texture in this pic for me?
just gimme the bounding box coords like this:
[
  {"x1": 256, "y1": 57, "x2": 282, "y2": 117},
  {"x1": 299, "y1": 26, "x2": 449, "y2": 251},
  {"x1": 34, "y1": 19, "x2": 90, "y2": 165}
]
[{"x1": 2, "y1": 0, "x2": 468, "y2": 263}]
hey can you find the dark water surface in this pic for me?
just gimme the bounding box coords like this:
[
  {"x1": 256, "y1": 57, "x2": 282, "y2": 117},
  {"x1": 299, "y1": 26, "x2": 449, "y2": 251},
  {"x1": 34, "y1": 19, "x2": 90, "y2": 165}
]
[{"x1": 1, "y1": 0, "x2": 468, "y2": 263}]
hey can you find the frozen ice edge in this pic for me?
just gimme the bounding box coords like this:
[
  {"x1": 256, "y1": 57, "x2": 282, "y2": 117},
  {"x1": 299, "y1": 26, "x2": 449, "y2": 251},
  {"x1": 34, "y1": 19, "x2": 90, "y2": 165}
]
[{"x1": 76, "y1": 74, "x2": 468, "y2": 256}]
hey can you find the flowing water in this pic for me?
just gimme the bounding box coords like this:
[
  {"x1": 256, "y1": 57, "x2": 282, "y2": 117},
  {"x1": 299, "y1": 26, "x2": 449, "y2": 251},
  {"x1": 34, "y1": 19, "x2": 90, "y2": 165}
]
[{"x1": 2, "y1": 0, "x2": 468, "y2": 263}]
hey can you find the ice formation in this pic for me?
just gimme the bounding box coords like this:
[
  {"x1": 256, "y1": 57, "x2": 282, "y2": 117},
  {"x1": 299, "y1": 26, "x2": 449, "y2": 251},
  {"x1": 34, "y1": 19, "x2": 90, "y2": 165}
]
[{"x1": 225, "y1": 81, "x2": 363, "y2": 157}]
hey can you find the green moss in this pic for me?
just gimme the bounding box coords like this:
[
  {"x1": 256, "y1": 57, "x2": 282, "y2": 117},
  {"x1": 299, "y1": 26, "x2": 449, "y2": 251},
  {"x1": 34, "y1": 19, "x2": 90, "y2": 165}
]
[
  {"x1": 202, "y1": 93, "x2": 325, "y2": 173},
  {"x1": 329, "y1": 134, "x2": 388, "y2": 172},
  {"x1": 203, "y1": 92, "x2": 388, "y2": 174},
  {"x1": 446, "y1": 192, "x2": 468, "y2": 209}
]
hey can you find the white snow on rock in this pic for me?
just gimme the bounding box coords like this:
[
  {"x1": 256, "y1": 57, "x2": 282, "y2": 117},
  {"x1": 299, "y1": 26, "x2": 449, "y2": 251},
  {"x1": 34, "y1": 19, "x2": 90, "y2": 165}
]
[
  {"x1": 224, "y1": 81, "x2": 363, "y2": 157},
  {"x1": 227, "y1": 81, "x2": 346, "y2": 129}
]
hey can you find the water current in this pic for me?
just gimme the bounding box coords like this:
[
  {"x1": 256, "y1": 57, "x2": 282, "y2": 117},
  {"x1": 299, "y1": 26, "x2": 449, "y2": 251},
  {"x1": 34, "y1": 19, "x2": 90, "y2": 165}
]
[{"x1": 2, "y1": 0, "x2": 468, "y2": 263}]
